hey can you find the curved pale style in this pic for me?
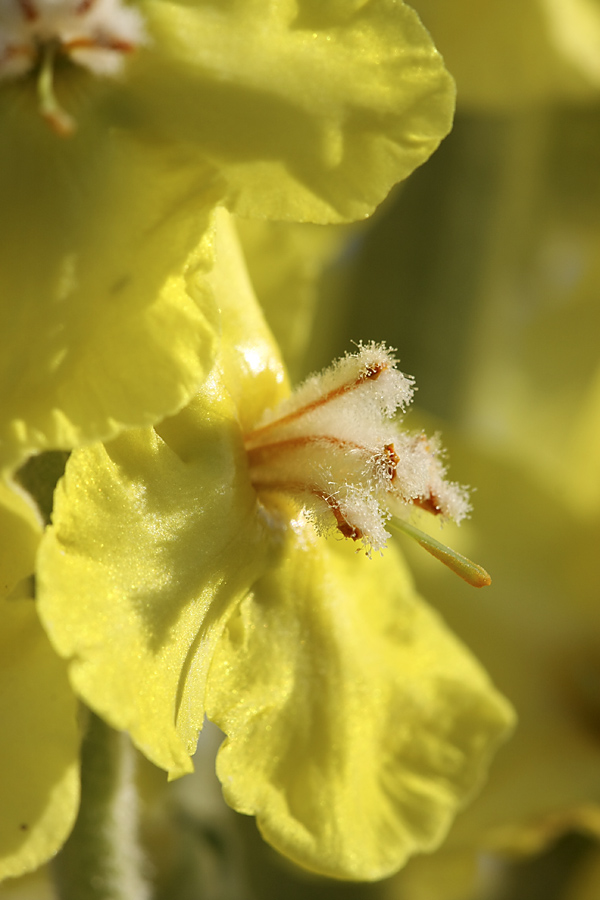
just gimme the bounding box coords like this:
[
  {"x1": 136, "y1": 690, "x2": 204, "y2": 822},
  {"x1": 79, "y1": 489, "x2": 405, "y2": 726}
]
[
  {"x1": 37, "y1": 214, "x2": 513, "y2": 879},
  {"x1": 207, "y1": 532, "x2": 513, "y2": 880},
  {"x1": 1, "y1": 0, "x2": 454, "y2": 472},
  {"x1": 0, "y1": 567, "x2": 79, "y2": 881}
]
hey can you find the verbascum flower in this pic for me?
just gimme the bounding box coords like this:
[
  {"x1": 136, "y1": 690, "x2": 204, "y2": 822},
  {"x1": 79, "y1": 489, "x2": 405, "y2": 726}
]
[
  {"x1": 455, "y1": 108, "x2": 600, "y2": 520},
  {"x1": 0, "y1": 480, "x2": 80, "y2": 881},
  {"x1": 36, "y1": 211, "x2": 513, "y2": 881},
  {"x1": 0, "y1": 0, "x2": 455, "y2": 474},
  {"x1": 410, "y1": 0, "x2": 600, "y2": 109}
]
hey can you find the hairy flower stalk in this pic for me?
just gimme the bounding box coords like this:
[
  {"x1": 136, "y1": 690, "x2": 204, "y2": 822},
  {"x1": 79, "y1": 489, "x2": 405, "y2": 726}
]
[{"x1": 245, "y1": 343, "x2": 490, "y2": 586}]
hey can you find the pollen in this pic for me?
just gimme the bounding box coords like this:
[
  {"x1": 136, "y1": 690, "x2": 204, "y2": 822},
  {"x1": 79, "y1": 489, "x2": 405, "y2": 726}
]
[{"x1": 244, "y1": 343, "x2": 471, "y2": 553}]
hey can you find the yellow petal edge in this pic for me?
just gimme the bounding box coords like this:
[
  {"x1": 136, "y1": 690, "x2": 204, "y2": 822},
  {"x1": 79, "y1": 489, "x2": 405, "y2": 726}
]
[{"x1": 0, "y1": 584, "x2": 80, "y2": 881}]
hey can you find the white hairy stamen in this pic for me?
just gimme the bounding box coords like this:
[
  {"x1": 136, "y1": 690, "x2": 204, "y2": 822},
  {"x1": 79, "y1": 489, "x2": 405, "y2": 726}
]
[
  {"x1": 244, "y1": 343, "x2": 471, "y2": 553},
  {"x1": 0, "y1": 0, "x2": 145, "y2": 79}
]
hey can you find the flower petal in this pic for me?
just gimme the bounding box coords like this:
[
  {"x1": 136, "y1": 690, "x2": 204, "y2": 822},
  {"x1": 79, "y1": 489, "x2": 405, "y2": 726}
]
[
  {"x1": 411, "y1": 0, "x2": 600, "y2": 109},
  {"x1": 236, "y1": 217, "x2": 346, "y2": 379},
  {"x1": 0, "y1": 585, "x2": 80, "y2": 880},
  {"x1": 400, "y1": 434, "x2": 600, "y2": 854},
  {"x1": 37, "y1": 400, "x2": 268, "y2": 778},
  {"x1": 0, "y1": 103, "x2": 220, "y2": 473},
  {"x1": 36, "y1": 208, "x2": 288, "y2": 778},
  {"x1": 0, "y1": 481, "x2": 41, "y2": 600},
  {"x1": 133, "y1": 0, "x2": 455, "y2": 222},
  {"x1": 206, "y1": 529, "x2": 514, "y2": 880}
]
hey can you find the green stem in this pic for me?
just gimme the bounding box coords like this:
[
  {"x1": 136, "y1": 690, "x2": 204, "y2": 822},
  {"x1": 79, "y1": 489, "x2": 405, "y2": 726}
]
[{"x1": 52, "y1": 712, "x2": 149, "y2": 900}]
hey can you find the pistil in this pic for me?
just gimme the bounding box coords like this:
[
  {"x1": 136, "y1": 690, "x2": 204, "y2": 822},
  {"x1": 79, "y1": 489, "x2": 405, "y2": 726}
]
[{"x1": 37, "y1": 41, "x2": 75, "y2": 135}]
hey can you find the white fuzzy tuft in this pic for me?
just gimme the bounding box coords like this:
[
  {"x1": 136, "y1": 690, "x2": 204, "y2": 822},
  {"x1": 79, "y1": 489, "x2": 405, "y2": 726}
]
[
  {"x1": 0, "y1": 0, "x2": 146, "y2": 80},
  {"x1": 245, "y1": 344, "x2": 470, "y2": 551}
]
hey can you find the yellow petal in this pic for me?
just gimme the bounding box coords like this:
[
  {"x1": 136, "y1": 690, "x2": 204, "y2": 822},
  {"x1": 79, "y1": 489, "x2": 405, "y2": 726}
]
[
  {"x1": 400, "y1": 430, "x2": 600, "y2": 854},
  {"x1": 36, "y1": 208, "x2": 288, "y2": 779},
  {"x1": 454, "y1": 110, "x2": 600, "y2": 516},
  {"x1": 0, "y1": 481, "x2": 41, "y2": 600},
  {"x1": 411, "y1": 0, "x2": 600, "y2": 109},
  {"x1": 0, "y1": 586, "x2": 80, "y2": 881},
  {"x1": 0, "y1": 105, "x2": 219, "y2": 473},
  {"x1": 542, "y1": 0, "x2": 600, "y2": 90},
  {"x1": 206, "y1": 529, "x2": 514, "y2": 880},
  {"x1": 36, "y1": 402, "x2": 268, "y2": 778},
  {"x1": 134, "y1": 0, "x2": 455, "y2": 222},
  {"x1": 236, "y1": 217, "x2": 347, "y2": 380},
  {"x1": 388, "y1": 847, "x2": 483, "y2": 900},
  {"x1": 206, "y1": 209, "x2": 290, "y2": 429}
]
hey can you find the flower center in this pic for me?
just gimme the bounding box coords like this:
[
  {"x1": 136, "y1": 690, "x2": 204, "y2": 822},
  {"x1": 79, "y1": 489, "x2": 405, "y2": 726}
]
[
  {"x1": 0, "y1": 0, "x2": 146, "y2": 133},
  {"x1": 244, "y1": 343, "x2": 471, "y2": 554}
]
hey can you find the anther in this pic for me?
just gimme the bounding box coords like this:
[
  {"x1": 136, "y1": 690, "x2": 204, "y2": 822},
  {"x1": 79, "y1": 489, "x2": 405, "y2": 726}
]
[{"x1": 18, "y1": 0, "x2": 38, "y2": 22}]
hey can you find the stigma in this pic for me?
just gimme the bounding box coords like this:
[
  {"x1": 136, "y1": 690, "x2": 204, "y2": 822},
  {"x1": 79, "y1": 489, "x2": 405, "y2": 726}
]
[
  {"x1": 0, "y1": 0, "x2": 146, "y2": 132},
  {"x1": 244, "y1": 343, "x2": 471, "y2": 554}
]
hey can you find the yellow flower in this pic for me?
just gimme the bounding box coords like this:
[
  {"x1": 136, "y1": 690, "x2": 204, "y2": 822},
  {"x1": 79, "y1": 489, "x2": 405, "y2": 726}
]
[
  {"x1": 0, "y1": 0, "x2": 455, "y2": 474},
  {"x1": 37, "y1": 211, "x2": 512, "y2": 881},
  {"x1": 411, "y1": 0, "x2": 600, "y2": 110},
  {"x1": 0, "y1": 481, "x2": 80, "y2": 882}
]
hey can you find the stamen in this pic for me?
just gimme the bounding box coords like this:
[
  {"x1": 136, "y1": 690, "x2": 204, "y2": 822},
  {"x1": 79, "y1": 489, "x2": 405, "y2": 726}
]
[
  {"x1": 412, "y1": 493, "x2": 444, "y2": 516},
  {"x1": 245, "y1": 356, "x2": 390, "y2": 444},
  {"x1": 322, "y1": 494, "x2": 363, "y2": 542},
  {"x1": 254, "y1": 481, "x2": 365, "y2": 543},
  {"x1": 18, "y1": 0, "x2": 38, "y2": 22},
  {"x1": 63, "y1": 35, "x2": 135, "y2": 53},
  {"x1": 246, "y1": 434, "x2": 372, "y2": 466},
  {"x1": 379, "y1": 443, "x2": 399, "y2": 480}
]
